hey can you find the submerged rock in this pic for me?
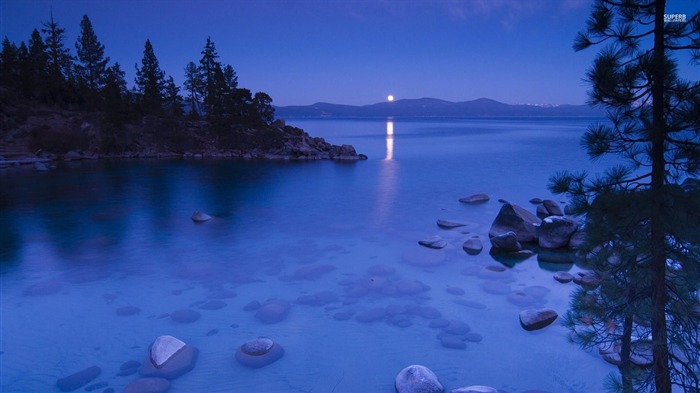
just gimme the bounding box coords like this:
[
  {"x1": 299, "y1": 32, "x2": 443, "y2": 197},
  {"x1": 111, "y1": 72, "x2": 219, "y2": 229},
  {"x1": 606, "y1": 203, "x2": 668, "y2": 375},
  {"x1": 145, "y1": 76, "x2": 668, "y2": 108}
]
[
  {"x1": 56, "y1": 366, "x2": 101, "y2": 392},
  {"x1": 459, "y1": 193, "x2": 490, "y2": 204},
  {"x1": 553, "y1": 271, "x2": 574, "y2": 283},
  {"x1": 191, "y1": 211, "x2": 212, "y2": 222},
  {"x1": 255, "y1": 299, "x2": 291, "y2": 323},
  {"x1": 489, "y1": 231, "x2": 521, "y2": 251},
  {"x1": 170, "y1": 309, "x2": 201, "y2": 323},
  {"x1": 451, "y1": 386, "x2": 499, "y2": 393},
  {"x1": 235, "y1": 337, "x2": 284, "y2": 368},
  {"x1": 519, "y1": 308, "x2": 558, "y2": 331},
  {"x1": 395, "y1": 364, "x2": 445, "y2": 393},
  {"x1": 124, "y1": 377, "x2": 170, "y2": 393}
]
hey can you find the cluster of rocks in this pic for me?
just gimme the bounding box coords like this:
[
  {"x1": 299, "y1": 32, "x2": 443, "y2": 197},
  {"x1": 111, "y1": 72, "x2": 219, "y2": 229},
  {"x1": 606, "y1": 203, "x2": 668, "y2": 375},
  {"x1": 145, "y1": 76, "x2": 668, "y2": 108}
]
[
  {"x1": 395, "y1": 364, "x2": 501, "y2": 393},
  {"x1": 56, "y1": 334, "x2": 284, "y2": 392}
]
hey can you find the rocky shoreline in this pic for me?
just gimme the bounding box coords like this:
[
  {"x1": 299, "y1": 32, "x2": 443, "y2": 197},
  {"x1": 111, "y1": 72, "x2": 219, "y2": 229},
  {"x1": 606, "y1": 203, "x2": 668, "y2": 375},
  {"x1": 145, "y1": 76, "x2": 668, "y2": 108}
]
[{"x1": 0, "y1": 105, "x2": 367, "y2": 171}]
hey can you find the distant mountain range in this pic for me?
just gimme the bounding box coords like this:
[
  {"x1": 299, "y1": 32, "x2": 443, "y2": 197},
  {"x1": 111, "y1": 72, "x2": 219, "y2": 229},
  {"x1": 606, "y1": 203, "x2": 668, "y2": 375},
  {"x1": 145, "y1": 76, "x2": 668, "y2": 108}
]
[{"x1": 274, "y1": 97, "x2": 605, "y2": 118}]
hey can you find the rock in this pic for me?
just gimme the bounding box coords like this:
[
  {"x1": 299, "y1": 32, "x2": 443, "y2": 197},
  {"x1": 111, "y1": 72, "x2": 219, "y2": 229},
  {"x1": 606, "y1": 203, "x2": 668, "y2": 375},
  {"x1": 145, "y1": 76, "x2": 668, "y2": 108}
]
[
  {"x1": 123, "y1": 377, "x2": 170, "y2": 393},
  {"x1": 150, "y1": 335, "x2": 186, "y2": 368},
  {"x1": 191, "y1": 211, "x2": 212, "y2": 222},
  {"x1": 198, "y1": 299, "x2": 227, "y2": 310},
  {"x1": 439, "y1": 334, "x2": 467, "y2": 349},
  {"x1": 34, "y1": 161, "x2": 49, "y2": 171},
  {"x1": 395, "y1": 365, "x2": 445, "y2": 393},
  {"x1": 507, "y1": 291, "x2": 537, "y2": 307},
  {"x1": 567, "y1": 230, "x2": 586, "y2": 249},
  {"x1": 489, "y1": 231, "x2": 521, "y2": 251},
  {"x1": 418, "y1": 236, "x2": 447, "y2": 249},
  {"x1": 437, "y1": 219, "x2": 466, "y2": 229},
  {"x1": 682, "y1": 177, "x2": 700, "y2": 192},
  {"x1": 536, "y1": 204, "x2": 549, "y2": 218},
  {"x1": 116, "y1": 305, "x2": 141, "y2": 316},
  {"x1": 138, "y1": 345, "x2": 198, "y2": 379},
  {"x1": 356, "y1": 307, "x2": 387, "y2": 323},
  {"x1": 573, "y1": 271, "x2": 602, "y2": 290},
  {"x1": 529, "y1": 198, "x2": 543, "y2": 204},
  {"x1": 170, "y1": 309, "x2": 201, "y2": 323},
  {"x1": 452, "y1": 386, "x2": 499, "y2": 393},
  {"x1": 235, "y1": 337, "x2": 284, "y2": 368},
  {"x1": 446, "y1": 286, "x2": 465, "y2": 296},
  {"x1": 462, "y1": 238, "x2": 483, "y2": 255},
  {"x1": 538, "y1": 216, "x2": 578, "y2": 249},
  {"x1": 542, "y1": 199, "x2": 564, "y2": 216},
  {"x1": 489, "y1": 203, "x2": 541, "y2": 242},
  {"x1": 459, "y1": 193, "x2": 490, "y2": 204},
  {"x1": 417, "y1": 306, "x2": 442, "y2": 319},
  {"x1": 477, "y1": 264, "x2": 511, "y2": 280},
  {"x1": 630, "y1": 340, "x2": 654, "y2": 367},
  {"x1": 553, "y1": 271, "x2": 574, "y2": 283},
  {"x1": 56, "y1": 366, "x2": 101, "y2": 392},
  {"x1": 64, "y1": 150, "x2": 83, "y2": 161},
  {"x1": 255, "y1": 299, "x2": 291, "y2": 323},
  {"x1": 519, "y1": 308, "x2": 558, "y2": 331}
]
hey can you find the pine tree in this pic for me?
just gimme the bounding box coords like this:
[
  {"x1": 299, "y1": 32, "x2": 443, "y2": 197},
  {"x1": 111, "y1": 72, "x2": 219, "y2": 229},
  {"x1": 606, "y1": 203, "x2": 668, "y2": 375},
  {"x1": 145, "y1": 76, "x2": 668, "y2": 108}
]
[
  {"x1": 163, "y1": 75, "x2": 183, "y2": 117},
  {"x1": 41, "y1": 12, "x2": 74, "y2": 102},
  {"x1": 134, "y1": 39, "x2": 165, "y2": 114},
  {"x1": 550, "y1": 1, "x2": 700, "y2": 392},
  {"x1": 198, "y1": 36, "x2": 222, "y2": 116},
  {"x1": 21, "y1": 29, "x2": 49, "y2": 99},
  {"x1": 252, "y1": 92, "x2": 274, "y2": 125},
  {"x1": 75, "y1": 14, "x2": 109, "y2": 92},
  {"x1": 183, "y1": 61, "x2": 202, "y2": 117},
  {"x1": 0, "y1": 37, "x2": 20, "y2": 89}
]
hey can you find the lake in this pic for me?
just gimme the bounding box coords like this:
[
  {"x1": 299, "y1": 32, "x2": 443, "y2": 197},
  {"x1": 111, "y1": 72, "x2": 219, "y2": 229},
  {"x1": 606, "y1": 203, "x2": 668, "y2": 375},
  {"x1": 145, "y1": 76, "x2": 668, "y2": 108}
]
[{"x1": 1, "y1": 117, "x2": 618, "y2": 392}]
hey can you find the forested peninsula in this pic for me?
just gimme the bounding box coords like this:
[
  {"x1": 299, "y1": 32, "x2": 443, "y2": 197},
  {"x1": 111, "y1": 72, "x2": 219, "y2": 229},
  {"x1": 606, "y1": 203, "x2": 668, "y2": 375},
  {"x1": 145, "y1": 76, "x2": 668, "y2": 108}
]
[{"x1": 0, "y1": 14, "x2": 364, "y2": 169}]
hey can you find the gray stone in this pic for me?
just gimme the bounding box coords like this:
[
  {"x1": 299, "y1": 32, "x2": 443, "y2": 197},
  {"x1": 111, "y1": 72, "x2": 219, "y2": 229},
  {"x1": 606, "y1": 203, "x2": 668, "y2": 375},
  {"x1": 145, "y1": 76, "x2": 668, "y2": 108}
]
[
  {"x1": 395, "y1": 365, "x2": 445, "y2": 393},
  {"x1": 529, "y1": 198, "x2": 543, "y2": 204},
  {"x1": 462, "y1": 238, "x2": 483, "y2": 255},
  {"x1": 459, "y1": 193, "x2": 490, "y2": 204},
  {"x1": 519, "y1": 308, "x2": 558, "y2": 331},
  {"x1": 553, "y1": 271, "x2": 574, "y2": 283},
  {"x1": 64, "y1": 150, "x2": 83, "y2": 161},
  {"x1": 538, "y1": 216, "x2": 578, "y2": 249},
  {"x1": 191, "y1": 211, "x2": 212, "y2": 222},
  {"x1": 419, "y1": 236, "x2": 448, "y2": 249},
  {"x1": 573, "y1": 271, "x2": 602, "y2": 290},
  {"x1": 489, "y1": 203, "x2": 541, "y2": 242},
  {"x1": 489, "y1": 231, "x2": 521, "y2": 251}
]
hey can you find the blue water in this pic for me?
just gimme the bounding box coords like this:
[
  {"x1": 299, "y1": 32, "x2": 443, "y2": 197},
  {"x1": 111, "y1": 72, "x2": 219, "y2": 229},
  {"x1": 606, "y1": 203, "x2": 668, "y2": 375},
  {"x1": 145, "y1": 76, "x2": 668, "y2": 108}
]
[{"x1": 1, "y1": 117, "x2": 617, "y2": 392}]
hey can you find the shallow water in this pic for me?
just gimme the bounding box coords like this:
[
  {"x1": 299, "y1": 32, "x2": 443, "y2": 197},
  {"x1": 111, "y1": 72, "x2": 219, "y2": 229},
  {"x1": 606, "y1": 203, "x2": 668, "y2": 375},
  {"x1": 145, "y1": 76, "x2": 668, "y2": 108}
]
[{"x1": 1, "y1": 117, "x2": 619, "y2": 392}]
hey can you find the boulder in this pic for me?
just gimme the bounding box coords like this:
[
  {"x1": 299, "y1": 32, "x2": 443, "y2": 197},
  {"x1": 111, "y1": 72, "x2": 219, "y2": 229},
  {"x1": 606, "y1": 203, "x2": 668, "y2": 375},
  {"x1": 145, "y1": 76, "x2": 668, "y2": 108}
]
[
  {"x1": 462, "y1": 238, "x2": 483, "y2": 255},
  {"x1": 235, "y1": 337, "x2": 284, "y2": 368},
  {"x1": 56, "y1": 366, "x2": 101, "y2": 392},
  {"x1": 489, "y1": 231, "x2": 521, "y2": 252},
  {"x1": 123, "y1": 377, "x2": 170, "y2": 393},
  {"x1": 459, "y1": 193, "x2": 490, "y2": 203},
  {"x1": 538, "y1": 216, "x2": 578, "y2": 249},
  {"x1": 451, "y1": 386, "x2": 499, "y2": 393},
  {"x1": 150, "y1": 335, "x2": 186, "y2": 368},
  {"x1": 567, "y1": 230, "x2": 586, "y2": 249},
  {"x1": 191, "y1": 211, "x2": 212, "y2": 222},
  {"x1": 529, "y1": 198, "x2": 543, "y2": 204},
  {"x1": 519, "y1": 308, "x2": 558, "y2": 331},
  {"x1": 64, "y1": 150, "x2": 83, "y2": 161},
  {"x1": 573, "y1": 271, "x2": 602, "y2": 290},
  {"x1": 489, "y1": 203, "x2": 541, "y2": 242},
  {"x1": 395, "y1": 364, "x2": 445, "y2": 393},
  {"x1": 139, "y1": 345, "x2": 198, "y2": 379},
  {"x1": 542, "y1": 199, "x2": 564, "y2": 216},
  {"x1": 418, "y1": 236, "x2": 447, "y2": 249}
]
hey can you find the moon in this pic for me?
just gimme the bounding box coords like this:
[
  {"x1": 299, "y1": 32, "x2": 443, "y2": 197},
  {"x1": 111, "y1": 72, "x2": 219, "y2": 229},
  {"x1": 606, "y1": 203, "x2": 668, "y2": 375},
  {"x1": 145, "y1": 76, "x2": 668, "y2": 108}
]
[{"x1": 387, "y1": 95, "x2": 394, "y2": 102}]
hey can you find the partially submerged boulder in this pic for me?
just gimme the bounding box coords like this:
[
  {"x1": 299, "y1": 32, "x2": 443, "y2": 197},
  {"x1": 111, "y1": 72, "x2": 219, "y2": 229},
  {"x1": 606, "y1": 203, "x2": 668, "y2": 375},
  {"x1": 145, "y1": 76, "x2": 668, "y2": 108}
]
[
  {"x1": 462, "y1": 238, "x2": 483, "y2": 255},
  {"x1": 519, "y1": 308, "x2": 558, "y2": 331},
  {"x1": 459, "y1": 193, "x2": 490, "y2": 204},
  {"x1": 538, "y1": 216, "x2": 578, "y2": 249},
  {"x1": 235, "y1": 337, "x2": 284, "y2": 368},
  {"x1": 489, "y1": 203, "x2": 541, "y2": 243},
  {"x1": 191, "y1": 211, "x2": 212, "y2": 222},
  {"x1": 150, "y1": 335, "x2": 186, "y2": 368},
  {"x1": 489, "y1": 231, "x2": 521, "y2": 252}
]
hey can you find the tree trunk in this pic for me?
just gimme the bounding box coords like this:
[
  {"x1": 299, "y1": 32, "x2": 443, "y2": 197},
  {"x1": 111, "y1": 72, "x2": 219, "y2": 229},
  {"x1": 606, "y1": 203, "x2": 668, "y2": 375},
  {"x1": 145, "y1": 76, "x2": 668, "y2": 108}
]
[
  {"x1": 650, "y1": 1, "x2": 671, "y2": 392},
  {"x1": 620, "y1": 285, "x2": 635, "y2": 392}
]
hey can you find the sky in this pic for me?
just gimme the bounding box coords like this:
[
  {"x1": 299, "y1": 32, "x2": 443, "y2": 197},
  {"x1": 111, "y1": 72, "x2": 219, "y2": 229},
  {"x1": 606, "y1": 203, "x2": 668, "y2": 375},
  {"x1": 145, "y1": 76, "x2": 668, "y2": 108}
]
[{"x1": 1, "y1": 0, "x2": 698, "y2": 106}]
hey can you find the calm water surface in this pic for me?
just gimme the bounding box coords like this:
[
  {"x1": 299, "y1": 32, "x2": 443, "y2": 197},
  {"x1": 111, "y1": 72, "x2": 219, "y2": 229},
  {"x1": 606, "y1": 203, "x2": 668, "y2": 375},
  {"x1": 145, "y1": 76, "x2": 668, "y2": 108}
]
[{"x1": 1, "y1": 118, "x2": 618, "y2": 392}]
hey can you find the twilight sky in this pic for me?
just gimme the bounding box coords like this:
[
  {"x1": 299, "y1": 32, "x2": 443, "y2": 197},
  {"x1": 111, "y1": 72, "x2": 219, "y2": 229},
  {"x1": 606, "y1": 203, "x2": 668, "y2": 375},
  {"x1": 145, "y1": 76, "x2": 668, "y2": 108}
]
[{"x1": 1, "y1": 0, "x2": 697, "y2": 106}]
